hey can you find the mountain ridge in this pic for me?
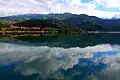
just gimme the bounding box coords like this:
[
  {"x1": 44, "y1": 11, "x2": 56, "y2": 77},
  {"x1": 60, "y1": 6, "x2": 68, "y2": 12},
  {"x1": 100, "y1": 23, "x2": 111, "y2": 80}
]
[
  {"x1": 0, "y1": 13, "x2": 104, "y2": 20},
  {"x1": 0, "y1": 13, "x2": 120, "y2": 31}
]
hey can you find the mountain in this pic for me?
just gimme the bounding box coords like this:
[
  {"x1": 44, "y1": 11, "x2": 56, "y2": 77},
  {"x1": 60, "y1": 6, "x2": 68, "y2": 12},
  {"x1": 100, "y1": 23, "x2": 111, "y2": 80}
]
[
  {"x1": 112, "y1": 14, "x2": 120, "y2": 19},
  {"x1": 12, "y1": 19, "x2": 76, "y2": 34},
  {"x1": 62, "y1": 14, "x2": 103, "y2": 27},
  {"x1": 0, "y1": 13, "x2": 120, "y2": 31},
  {"x1": 13, "y1": 19, "x2": 60, "y2": 28},
  {"x1": 0, "y1": 14, "x2": 44, "y2": 20},
  {"x1": 0, "y1": 13, "x2": 76, "y2": 20},
  {"x1": 0, "y1": 13, "x2": 103, "y2": 27},
  {"x1": 102, "y1": 19, "x2": 120, "y2": 31}
]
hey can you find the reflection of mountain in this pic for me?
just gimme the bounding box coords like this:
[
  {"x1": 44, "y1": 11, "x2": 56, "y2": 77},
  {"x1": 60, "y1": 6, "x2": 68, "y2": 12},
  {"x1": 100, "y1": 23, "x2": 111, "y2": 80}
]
[
  {"x1": 1, "y1": 34, "x2": 120, "y2": 48},
  {"x1": 47, "y1": 34, "x2": 120, "y2": 48},
  {"x1": 13, "y1": 35, "x2": 61, "y2": 42}
]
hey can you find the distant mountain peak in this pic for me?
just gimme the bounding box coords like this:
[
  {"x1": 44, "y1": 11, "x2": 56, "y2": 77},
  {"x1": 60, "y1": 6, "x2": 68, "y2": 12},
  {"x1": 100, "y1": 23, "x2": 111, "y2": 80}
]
[{"x1": 112, "y1": 14, "x2": 120, "y2": 19}]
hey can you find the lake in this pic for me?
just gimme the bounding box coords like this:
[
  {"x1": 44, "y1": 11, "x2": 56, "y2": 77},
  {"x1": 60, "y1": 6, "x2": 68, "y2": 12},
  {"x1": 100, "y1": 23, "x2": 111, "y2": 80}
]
[{"x1": 0, "y1": 33, "x2": 120, "y2": 80}]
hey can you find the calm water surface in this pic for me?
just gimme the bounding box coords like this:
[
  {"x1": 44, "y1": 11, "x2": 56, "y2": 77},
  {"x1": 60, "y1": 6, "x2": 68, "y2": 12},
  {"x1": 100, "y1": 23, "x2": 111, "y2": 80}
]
[{"x1": 0, "y1": 34, "x2": 120, "y2": 80}]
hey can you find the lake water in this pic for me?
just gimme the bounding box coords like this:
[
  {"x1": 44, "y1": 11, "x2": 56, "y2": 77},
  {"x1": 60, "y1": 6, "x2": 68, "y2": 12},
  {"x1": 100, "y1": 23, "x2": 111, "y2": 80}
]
[{"x1": 0, "y1": 34, "x2": 120, "y2": 80}]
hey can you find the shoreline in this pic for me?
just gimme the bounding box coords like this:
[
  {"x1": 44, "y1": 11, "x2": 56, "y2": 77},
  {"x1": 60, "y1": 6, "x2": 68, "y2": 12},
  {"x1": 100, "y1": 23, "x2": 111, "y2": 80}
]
[{"x1": 88, "y1": 31, "x2": 120, "y2": 34}]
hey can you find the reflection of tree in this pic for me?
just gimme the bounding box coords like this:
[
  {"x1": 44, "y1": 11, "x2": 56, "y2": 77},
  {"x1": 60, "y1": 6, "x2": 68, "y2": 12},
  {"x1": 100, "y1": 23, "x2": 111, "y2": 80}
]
[{"x1": 1, "y1": 33, "x2": 120, "y2": 48}]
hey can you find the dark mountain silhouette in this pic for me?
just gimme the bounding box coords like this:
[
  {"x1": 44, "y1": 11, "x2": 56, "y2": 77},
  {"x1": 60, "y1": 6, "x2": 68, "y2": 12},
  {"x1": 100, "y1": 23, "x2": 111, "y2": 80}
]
[
  {"x1": 12, "y1": 19, "x2": 75, "y2": 34},
  {"x1": 0, "y1": 13, "x2": 120, "y2": 31},
  {"x1": 13, "y1": 19, "x2": 58, "y2": 28},
  {"x1": 0, "y1": 13, "x2": 76, "y2": 20}
]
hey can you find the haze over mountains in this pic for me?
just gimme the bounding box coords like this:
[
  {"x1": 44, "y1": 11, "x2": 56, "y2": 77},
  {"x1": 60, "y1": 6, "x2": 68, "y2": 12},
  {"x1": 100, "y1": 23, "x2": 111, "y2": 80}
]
[
  {"x1": 0, "y1": 13, "x2": 120, "y2": 31},
  {"x1": 0, "y1": 13, "x2": 119, "y2": 20}
]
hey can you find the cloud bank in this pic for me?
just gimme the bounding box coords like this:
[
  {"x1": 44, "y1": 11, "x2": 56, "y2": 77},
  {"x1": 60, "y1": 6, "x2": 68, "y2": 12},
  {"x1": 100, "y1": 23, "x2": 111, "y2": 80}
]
[{"x1": 0, "y1": 0, "x2": 120, "y2": 18}]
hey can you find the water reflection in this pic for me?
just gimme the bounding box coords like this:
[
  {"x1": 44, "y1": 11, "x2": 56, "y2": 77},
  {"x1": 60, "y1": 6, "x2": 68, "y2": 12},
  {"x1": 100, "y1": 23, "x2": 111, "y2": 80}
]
[
  {"x1": 0, "y1": 34, "x2": 120, "y2": 80},
  {"x1": 0, "y1": 33, "x2": 120, "y2": 48}
]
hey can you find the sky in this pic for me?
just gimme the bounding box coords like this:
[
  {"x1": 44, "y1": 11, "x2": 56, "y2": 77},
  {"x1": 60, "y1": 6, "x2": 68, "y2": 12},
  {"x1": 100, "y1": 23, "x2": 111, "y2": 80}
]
[{"x1": 0, "y1": 0, "x2": 120, "y2": 18}]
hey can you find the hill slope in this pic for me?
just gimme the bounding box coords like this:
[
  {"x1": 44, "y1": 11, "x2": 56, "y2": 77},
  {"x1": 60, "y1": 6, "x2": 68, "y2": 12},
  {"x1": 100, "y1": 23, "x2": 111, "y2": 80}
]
[{"x1": 0, "y1": 13, "x2": 120, "y2": 31}]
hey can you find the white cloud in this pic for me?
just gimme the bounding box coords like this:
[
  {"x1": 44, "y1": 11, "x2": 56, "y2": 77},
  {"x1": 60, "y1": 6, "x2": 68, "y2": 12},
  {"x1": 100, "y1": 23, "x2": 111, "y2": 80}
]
[
  {"x1": 52, "y1": 2, "x2": 120, "y2": 18},
  {"x1": 0, "y1": 0, "x2": 119, "y2": 18},
  {"x1": 92, "y1": 0, "x2": 120, "y2": 8},
  {"x1": 0, "y1": 0, "x2": 53, "y2": 16}
]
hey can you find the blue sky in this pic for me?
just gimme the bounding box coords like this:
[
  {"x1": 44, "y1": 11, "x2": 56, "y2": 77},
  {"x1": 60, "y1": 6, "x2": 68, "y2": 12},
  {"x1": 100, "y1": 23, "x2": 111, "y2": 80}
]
[
  {"x1": 81, "y1": 0, "x2": 93, "y2": 3},
  {"x1": 0, "y1": 0, "x2": 120, "y2": 18},
  {"x1": 81, "y1": 0, "x2": 120, "y2": 12}
]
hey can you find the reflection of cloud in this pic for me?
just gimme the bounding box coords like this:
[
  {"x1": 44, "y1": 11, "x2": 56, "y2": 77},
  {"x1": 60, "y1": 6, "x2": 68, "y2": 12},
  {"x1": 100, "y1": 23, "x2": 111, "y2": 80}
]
[
  {"x1": 88, "y1": 52, "x2": 120, "y2": 80},
  {"x1": 61, "y1": 58, "x2": 107, "y2": 80},
  {"x1": 95, "y1": 56, "x2": 120, "y2": 69},
  {"x1": 88, "y1": 68, "x2": 120, "y2": 80},
  {"x1": 0, "y1": 43, "x2": 119, "y2": 78}
]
